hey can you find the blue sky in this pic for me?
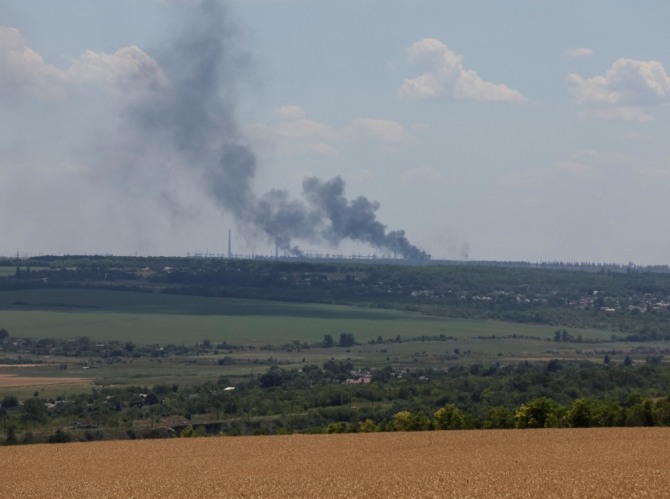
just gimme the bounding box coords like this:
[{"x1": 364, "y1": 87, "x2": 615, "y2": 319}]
[{"x1": 1, "y1": 1, "x2": 669, "y2": 264}]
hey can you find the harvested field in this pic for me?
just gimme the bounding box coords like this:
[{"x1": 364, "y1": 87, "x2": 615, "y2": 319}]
[
  {"x1": 0, "y1": 374, "x2": 90, "y2": 388},
  {"x1": 2, "y1": 428, "x2": 669, "y2": 498}
]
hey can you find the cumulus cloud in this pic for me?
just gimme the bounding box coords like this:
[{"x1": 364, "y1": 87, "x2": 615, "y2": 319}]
[
  {"x1": 637, "y1": 166, "x2": 670, "y2": 179},
  {"x1": 272, "y1": 104, "x2": 306, "y2": 120},
  {"x1": 555, "y1": 159, "x2": 594, "y2": 176},
  {"x1": 505, "y1": 149, "x2": 627, "y2": 188},
  {"x1": 567, "y1": 58, "x2": 670, "y2": 121},
  {"x1": 250, "y1": 105, "x2": 413, "y2": 157},
  {"x1": 0, "y1": 26, "x2": 168, "y2": 100},
  {"x1": 274, "y1": 118, "x2": 338, "y2": 141},
  {"x1": 398, "y1": 38, "x2": 525, "y2": 103},
  {"x1": 0, "y1": 27, "x2": 64, "y2": 98},
  {"x1": 581, "y1": 106, "x2": 653, "y2": 122},
  {"x1": 623, "y1": 131, "x2": 646, "y2": 142},
  {"x1": 346, "y1": 118, "x2": 411, "y2": 143},
  {"x1": 67, "y1": 46, "x2": 169, "y2": 95},
  {"x1": 553, "y1": 149, "x2": 633, "y2": 178}
]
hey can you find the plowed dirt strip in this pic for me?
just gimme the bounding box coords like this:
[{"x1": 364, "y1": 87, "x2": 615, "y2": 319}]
[
  {"x1": 0, "y1": 374, "x2": 89, "y2": 388},
  {"x1": 1, "y1": 428, "x2": 669, "y2": 498}
]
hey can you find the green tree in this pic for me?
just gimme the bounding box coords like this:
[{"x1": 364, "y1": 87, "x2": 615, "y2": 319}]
[
  {"x1": 260, "y1": 366, "x2": 287, "y2": 388},
  {"x1": 5, "y1": 425, "x2": 18, "y2": 445},
  {"x1": 180, "y1": 425, "x2": 196, "y2": 438},
  {"x1": 338, "y1": 333, "x2": 355, "y2": 348},
  {"x1": 483, "y1": 406, "x2": 515, "y2": 429},
  {"x1": 392, "y1": 411, "x2": 414, "y2": 431},
  {"x1": 590, "y1": 400, "x2": 623, "y2": 427},
  {"x1": 515, "y1": 397, "x2": 563, "y2": 429},
  {"x1": 21, "y1": 398, "x2": 47, "y2": 425},
  {"x1": 411, "y1": 412, "x2": 433, "y2": 431},
  {"x1": 433, "y1": 403, "x2": 466, "y2": 430},
  {"x1": 565, "y1": 398, "x2": 593, "y2": 428},
  {"x1": 626, "y1": 399, "x2": 655, "y2": 427},
  {"x1": 653, "y1": 397, "x2": 670, "y2": 426},
  {"x1": 359, "y1": 419, "x2": 380, "y2": 433}
]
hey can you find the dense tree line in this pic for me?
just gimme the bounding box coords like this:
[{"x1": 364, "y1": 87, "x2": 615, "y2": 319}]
[
  {"x1": 4, "y1": 255, "x2": 670, "y2": 335},
  {"x1": 3, "y1": 359, "x2": 670, "y2": 445}
]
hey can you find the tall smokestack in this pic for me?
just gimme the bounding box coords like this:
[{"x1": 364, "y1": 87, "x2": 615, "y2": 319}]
[{"x1": 227, "y1": 229, "x2": 232, "y2": 258}]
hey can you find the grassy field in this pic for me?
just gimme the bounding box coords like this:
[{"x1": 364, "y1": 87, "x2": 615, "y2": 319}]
[
  {"x1": 1, "y1": 428, "x2": 669, "y2": 498},
  {"x1": 0, "y1": 288, "x2": 609, "y2": 346},
  {"x1": 0, "y1": 266, "x2": 49, "y2": 276},
  {"x1": 0, "y1": 287, "x2": 640, "y2": 393}
]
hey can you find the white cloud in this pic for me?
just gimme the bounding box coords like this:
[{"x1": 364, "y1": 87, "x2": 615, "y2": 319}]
[
  {"x1": 346, "y1": 118, "x2": 411, "y2": 143},
  {"x1": 563, "y1": 47, "x2": 594, "y2": 58},
  {"x1": 0, "y1": 26, "x2": 168, "y2": 100},
  {"x1": 555, "y1": 160, "x2": 594, "y2": 176},
  {"x1": 581, "y1": 106, "x2": 653, "y2": 123},
  {"x1": 272, "y1": 104, "x2": 306, "y2": 120},
  {"x1": 0, "y1": 27, "x2": 64, "y2": 98},
  {"x1": 505, "y1": 149, "x2": 623, "y2": 188},
  {"x1": 552, "y1": 149, "x2": 635, "y2": 178},
  {"x1": 637, "y1": 166, "x2": 670, "y2": 179},
  {"x1": 623, "y1": 131, "x2": 646, "y2": 142},
  {"x1": 399, "y1": 73, "x2": 441, "y2": 99},
  {"x1": 568, "y1": 57, "x2": 670, "y2": 121},
  {"x1": 250, "y1": 106, "x2": 415, "y2": 157},
  {"x1": 273, "y1": 118, "x2": 338, "y2": 141},
  {"x1": 67, "y1": 46, "x2": 169, "y2": 95},
  {"x1": 398, "y1": 38, "x2": 525, "y2": 103},
  {"x1": 453, "y1": 68, "x2": 524, "y2": 102}
]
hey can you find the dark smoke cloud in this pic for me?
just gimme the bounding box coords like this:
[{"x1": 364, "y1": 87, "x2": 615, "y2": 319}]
[
  {"x1": 124, "y1": 0, "x2": 428, "y2": 260},
  {"x1": 302, "y1": 177, "x2": 428, "y2": 260}
]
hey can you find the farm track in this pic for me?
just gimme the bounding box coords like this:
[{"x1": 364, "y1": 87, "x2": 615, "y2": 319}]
[{"x1": 2, "y1": 427, "x2": 669, "y2": 498}]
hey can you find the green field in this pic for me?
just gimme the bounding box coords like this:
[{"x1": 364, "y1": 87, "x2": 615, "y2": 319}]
[
  {"x1": 0, "y1": 267, "x2": 17, "y2": 277},
  {"x1": 0, "y1": 266, "x2": 50, "y2": 276},
  {"x1": 0, "y1": 287, "x2": 620, "y2": 393},
  {"x1": 0, "y1": 286, "x2": 656, "y2": 405},
  {"x1": 0, "y1": 288, "x2": 610, "y2": 347}
]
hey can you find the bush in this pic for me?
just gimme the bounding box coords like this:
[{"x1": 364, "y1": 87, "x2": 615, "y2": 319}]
[{"x1": 180, "y1": 425, "x2": 196, "y2": 438}]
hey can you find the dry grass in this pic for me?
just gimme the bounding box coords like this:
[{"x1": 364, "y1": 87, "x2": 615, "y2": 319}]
[{"x1": 1, "y1": 428, "x2": 669, "y2": 498}]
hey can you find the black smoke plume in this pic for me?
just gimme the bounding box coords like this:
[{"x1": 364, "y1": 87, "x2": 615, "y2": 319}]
[{"x1": 126, "y1": 0, "x2": 428, "y2": 260}]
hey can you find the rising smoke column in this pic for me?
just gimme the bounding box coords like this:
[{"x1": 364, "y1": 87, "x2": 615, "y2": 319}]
[
  {"x1": 124, "y1": 0, "x2": 428, "y2": 259},
  {"x1": 302, "y1": 177, "x2": 428, "y2": 259},
  {"x1": 127, "y1": 0, "x2": 257, "y2": 226}
]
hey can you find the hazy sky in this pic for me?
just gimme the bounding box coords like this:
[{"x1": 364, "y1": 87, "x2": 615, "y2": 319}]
[{"x1": 1, "y1": 1, "x2": 669, "y2": 264}]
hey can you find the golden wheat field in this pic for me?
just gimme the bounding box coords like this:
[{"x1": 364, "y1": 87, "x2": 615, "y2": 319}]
[{"x1": 1, "y1": 428, "x2": 669, "y2": 498}]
